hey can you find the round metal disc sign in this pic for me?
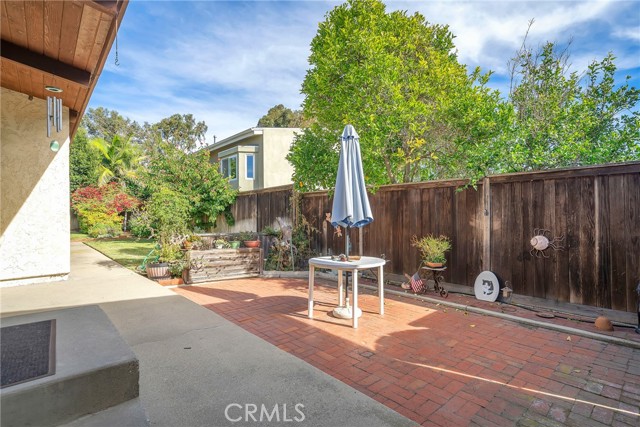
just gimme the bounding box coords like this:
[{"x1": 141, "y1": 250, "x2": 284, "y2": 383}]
[{"x1": 474, "y1": 271, "x2": 500, "y2": 302}]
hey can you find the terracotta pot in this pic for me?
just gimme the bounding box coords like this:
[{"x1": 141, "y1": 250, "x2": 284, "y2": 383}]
[
  {"x1": 425, "y1": 262, "x2": 444, "y2": 268},
  {"x1": 243, "y1": 240, "x2": 261, "y2": 248},
  {"x1": 157, "y1": 277, "x2": 184, "y2": 286}
]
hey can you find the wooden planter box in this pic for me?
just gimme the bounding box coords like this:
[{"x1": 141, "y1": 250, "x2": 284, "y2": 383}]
[{"x1": 185, "y1": 248, "x2": 262, "y2": 284}]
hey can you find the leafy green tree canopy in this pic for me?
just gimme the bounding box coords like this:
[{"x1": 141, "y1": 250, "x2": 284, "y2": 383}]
[
  {"x1": 69, "y1": 127, "x2": 101, "y2": 192},
  {"x1": 145, "y1": 114, "x2": 208, "y2": 152},
  {"x1": 90, "y1": 135, "x2": 144, "y2": 186},
  {"x1": 507, "y1": 25, "x2": 639, "y2": 170},
  {"x1": 82, "y1": 107, "x2": 143, "y2": 141},
  {"x1": 257, "y1": 104, "x2": 309, "y2": 128},
  {"x1": 289, "y1": 0, "x2": 506, "y2": 190}
]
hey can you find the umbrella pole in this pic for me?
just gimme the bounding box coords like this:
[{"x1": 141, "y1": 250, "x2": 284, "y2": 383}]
[{"x1": 345, "y1": 226, "x2": 350, "y2": 304}]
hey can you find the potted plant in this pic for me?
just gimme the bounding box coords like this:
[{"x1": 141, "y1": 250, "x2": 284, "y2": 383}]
[
  {"x1": 182, "y1": 234, "x2": 201, "y2": 250},
  {"x1": 411, "y1": 234, "x2": 451, "y2": 268},
  {"x1": 214, "y1": 238, "x2": 229, "y2": 249},
  {"x1": 239, "y1": 231, "x2": 260, "y2": 248},
  {"x1": 228, "y1": 238, "x2": 241, "y2": 249},
  {"x1": 148, "y1": 243, "x2": 183, "y2": 282},
  {"x1": 145, "y1": 258, "x2": 169, "y2": 280}
]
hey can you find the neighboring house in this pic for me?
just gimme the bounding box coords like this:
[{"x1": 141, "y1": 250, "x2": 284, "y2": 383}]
[
  {"x1": 205, "y1": 127, "x2": 300, "y2": 192},
  {"x1": 1, "y1": 1, "x2": 128, "y2": 286}
]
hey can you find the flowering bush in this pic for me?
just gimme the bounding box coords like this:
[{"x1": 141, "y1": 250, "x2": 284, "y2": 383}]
[{"x1": 71, "y1": 183, "x2": 140, "y2": 237}]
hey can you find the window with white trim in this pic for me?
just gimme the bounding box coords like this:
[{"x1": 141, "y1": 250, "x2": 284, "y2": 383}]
[
  {"x1": 220, "y1": 155, "x2": 237, "y2": 180},
  {"x1": 246, "y1": 154, "x2": 255, "y2": 180}
]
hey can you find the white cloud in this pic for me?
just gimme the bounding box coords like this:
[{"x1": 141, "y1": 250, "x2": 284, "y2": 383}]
[{"x1": 613, "y1": 26, "x2": 640, "y2": 41}]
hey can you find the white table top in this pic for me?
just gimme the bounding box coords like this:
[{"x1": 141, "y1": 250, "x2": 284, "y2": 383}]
[{"x1": 308, "y1": 256, "x2": 386, "y2": 270}]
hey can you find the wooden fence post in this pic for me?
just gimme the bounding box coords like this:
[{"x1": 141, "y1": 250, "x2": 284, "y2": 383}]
[{"x1": 482, "y1": 177, "x2": 491, "y2": 271}]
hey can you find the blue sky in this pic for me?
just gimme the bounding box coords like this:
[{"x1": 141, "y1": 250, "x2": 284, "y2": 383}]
[{"x1": 89, "y1": 0, "x2": 640, "y2": 143}]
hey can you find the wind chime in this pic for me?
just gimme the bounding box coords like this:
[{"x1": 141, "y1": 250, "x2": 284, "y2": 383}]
[{"x1": 46, "y1": 92, "x2": 63, "y2": 152}]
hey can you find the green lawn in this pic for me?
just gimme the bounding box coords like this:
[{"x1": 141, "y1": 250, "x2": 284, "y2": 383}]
[
  {"x1": 84, "y1": 238, "x2": 156, "y2": 271},
  {"x1": 70, "y1": 231, "x2": 90, "y2": 242}
]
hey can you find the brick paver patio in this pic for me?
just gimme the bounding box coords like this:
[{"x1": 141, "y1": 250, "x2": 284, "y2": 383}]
[{"x1": 174, "y1": 278, "x2": 640, "y2": 426}]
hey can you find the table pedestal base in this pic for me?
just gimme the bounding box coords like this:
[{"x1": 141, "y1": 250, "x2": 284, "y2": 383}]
[{"x1": 333, "y1": 301, "x2": 363, "y2": 319}]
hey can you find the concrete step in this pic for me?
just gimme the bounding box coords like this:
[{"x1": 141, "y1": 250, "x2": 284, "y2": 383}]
[{"x1": 1, "y1": 306, "x2": 140, "y2": 427}]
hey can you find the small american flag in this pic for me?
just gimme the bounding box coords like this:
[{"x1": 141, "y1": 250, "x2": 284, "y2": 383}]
[{"x1": 410, "y1": 272, "x2": 424, "y2": 293}]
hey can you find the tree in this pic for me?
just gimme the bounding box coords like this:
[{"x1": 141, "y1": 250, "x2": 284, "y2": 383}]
[
  {"x1": 289, "y1": 0, "x2": 506, "y2": 190},
  {"x1": 144, "y1": 114, "x2": 208, "y2": 152},
  {"x1": 90, "y1": 135, "x2": 144, "y2": 186},
  {"x1": 506, "y1": 23, "x2": 639, "y2": 170},
  {"x1": 69, "y1": 127, "x2": 101, "y2": 192},
  {"x1": 145, "y1": 186, "x2": 191, "y2": 245},
  {"x1": 257, "y1": 104, "x2": 309, "y2": 127},
  {"x1": 82, "y1": 107, "x2": 143, "y2": 141},
  {"x1": 143, "y1": 138, "x2": 236, "y2": 229}
]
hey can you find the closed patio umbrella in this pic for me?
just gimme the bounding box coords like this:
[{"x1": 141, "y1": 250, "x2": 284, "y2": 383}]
[
  {"x1": 331, "y1": 125, "x2": 373, "y2": 231},
  {"x1": 331, "y1": 124, "x2": 373, "y2": 319}
]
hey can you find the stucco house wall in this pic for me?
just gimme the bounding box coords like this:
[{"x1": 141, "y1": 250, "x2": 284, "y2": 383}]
[
  {"x1": 207, "y1": 127, "x2": 299, "y2": 192},
  {"x1": 1, "y1": 88, "x2": 71, "y2": 286},
  {"x1": 261, "y1": 128, "x2": 298, "y2": 189}
]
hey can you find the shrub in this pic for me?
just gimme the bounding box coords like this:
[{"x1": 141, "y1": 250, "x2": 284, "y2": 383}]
[
  {"x1": 128, "y1": 210, "x2": 152, "y2": 238},
  {"x1": 146, "y1": 187, "x2": 190, "y2": 245},
  {"x1": 82, "y1": 211, "x2": 122, "y2": 238},
  {"x1": 71, "y1": 183, "x2": 140, "y2": 237}
]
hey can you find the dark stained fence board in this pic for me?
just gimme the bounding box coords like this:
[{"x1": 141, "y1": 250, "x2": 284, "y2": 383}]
[
  {"x1": 580, "y1": 177, "x2": 598, "y2": 307},
  {"x1": 520, "y1": 181, "x2": 535, "y2": 297},
  {"x1": 490, "y1": 183, "x2": 510, "y2": 291},
  {"x1": 608, "y1": 175, "x2": 628, "y2": 311},
  {"x1": 626, "y1": 172, "x2": 640, "y2": 312},
  {"x1": 596, "y1": 176, "x2": 612, "y2": 309},
  {"x1": 532, "y1": 180, "x2": 547, "y2": 299},
  {"x1": 452, "y1": 189, "x2": 467, "y2": 285},
  {"x1": 542, "y1": 178, "x2": 557, "y2": 301},
  {"x1": 468, "y1": 186, "x2": 484, "y2": 287},
  {"x1": 554, "y1": 179, "x2": 571, "y2": 303}
]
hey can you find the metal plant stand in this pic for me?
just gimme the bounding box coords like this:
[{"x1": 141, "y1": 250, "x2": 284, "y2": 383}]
[{"x1": 421, "y1": 266, "x2": 448, "y2": 298}]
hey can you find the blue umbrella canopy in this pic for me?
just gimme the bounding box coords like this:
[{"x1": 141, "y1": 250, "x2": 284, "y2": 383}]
[{"x1": 331, "y1": 125, "x2": 373, "y2": 229}]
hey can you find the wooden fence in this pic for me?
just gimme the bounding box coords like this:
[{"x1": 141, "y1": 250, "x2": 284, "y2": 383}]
[{"x1": 216, "y1": 162, "x2": 640, "y2": 313}]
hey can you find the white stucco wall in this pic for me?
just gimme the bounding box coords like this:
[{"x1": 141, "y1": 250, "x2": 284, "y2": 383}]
[
  {"x1": 1, "y1": 88, "x2": 71, "y2": 286},
  {"x1": 261, "y1": 128, "x2": 297, "y2": 189}
]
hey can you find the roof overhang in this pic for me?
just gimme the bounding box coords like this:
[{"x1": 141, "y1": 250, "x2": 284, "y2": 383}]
[
  {"x1": 202, "y1": 127, "x2": 264, "y2": 153},
  {"x1": 1, "y1": 0, "x2": 129, "y2": 137}
]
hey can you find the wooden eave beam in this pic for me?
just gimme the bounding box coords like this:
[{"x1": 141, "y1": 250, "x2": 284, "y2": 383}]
[
  {"x1": 79, "y1": 0, "x2": 120, "y2": 16},
  {"x1": 0, "y1": 41, "x2": 91, "y2": 87}
]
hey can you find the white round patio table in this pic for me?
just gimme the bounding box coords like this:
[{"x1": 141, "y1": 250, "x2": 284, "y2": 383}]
[{"x1": 307, "y1": 256, "x2": 386, "y2": 329}]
